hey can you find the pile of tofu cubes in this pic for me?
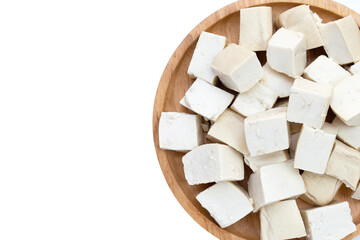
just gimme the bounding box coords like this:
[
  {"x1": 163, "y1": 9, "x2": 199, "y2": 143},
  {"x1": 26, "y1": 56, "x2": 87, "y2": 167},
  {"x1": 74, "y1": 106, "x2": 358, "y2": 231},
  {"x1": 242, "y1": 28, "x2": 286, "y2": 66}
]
[{"x1": 158, "y1": 5, "x2": 360, "y2": 240}]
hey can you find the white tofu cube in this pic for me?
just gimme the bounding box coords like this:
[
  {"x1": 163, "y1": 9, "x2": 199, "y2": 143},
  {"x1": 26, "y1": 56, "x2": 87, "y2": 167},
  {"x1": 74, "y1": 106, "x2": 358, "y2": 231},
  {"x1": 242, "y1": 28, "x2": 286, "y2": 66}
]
[
  {"x1": 287, "y1": 78, "x2": 332, "y2": 129},
  {"x1": 301, "y1": 171, "x2": 342, "y2": 206},
  {"x1": 211, "y1": 44, "x2": 263, "y2": 93},
  {"x1": 230, "y1": 83, "x2": 278, "y2": 117},
  {"x1": 261, "y1": 63, "x2": 294, "y2": 98},
  {"x1": 207, "y1": 109, "x2": 249, "y2": 155},
  {"x1": 331, "y1": 74, "x2": 360, "y2": 126},
  {"x1": 319, "y1": 15, "x2": 360, "y2": 65},
  {"x1": 260, "y1": 200, "x2": 306, "y2": 240},
  {"x1": 244, "y1": 107, "x2": 290, "y2": 156},
  {"x1": 196, "y1": 181, "x2": 253, "y2": 228},
  {"x1": 182, "y1": 143, "x2": 244, "y2": 185},
  {"x1": 239, "y1": 6, "x2": 273, "y2": 51},
  {"x1": 294, "y1": 125, "x2": 336, "y2": 174},
  {"x1": 180, "y1": 78, "x2": 234, "y2": 122},
  {"x1": 333, "y1": 117, "x2": 360, "y2": 150},
  {"x1": 267, "y1": 28, "x2": 306, "y2": 77},
  {"x1": 349, "y1": 61, "x2": 360, "y2": 75},
  {"x1": 303, "y1": 55, "x2": 351, "y2": 87},
  {"x1": 187, "y1": 32, "x2": 227, "y2": 84},
  {"x1": 244, "y1": 150, "x2": 290, "y2": 172},
  {"x1": 159, "y1": 112, "x2": 203, "y2": 152},
  {"x1": 278, "y1": 5, "x2": 323, "y2": 49},
  {"x1": 302, "y1": 202, "x2": 356, "y2": 240},
  {"x1": 322, "y1": 122, "x2": 339, "y2": 135},
  {"x1": 326, "y1": 140, "x2": 360, "y2": 190}
]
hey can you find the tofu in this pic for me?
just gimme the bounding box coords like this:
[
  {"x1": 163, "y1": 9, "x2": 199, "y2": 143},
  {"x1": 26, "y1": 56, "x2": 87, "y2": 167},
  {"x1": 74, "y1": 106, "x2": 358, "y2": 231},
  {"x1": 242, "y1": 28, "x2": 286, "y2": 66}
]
[
  {"x1": 278, "y1": 5, "x2": 323, "y2": 49},
  {"x1": 187, "y1": 32, "x2": 227, "y2": 84},
  {"x1": 267, "y1": 28, "x2": 306, "y2": 77},
  {"x1": 244, "y1": 107, "x2": 290, "y2": 156},
  {"x1": 230, "y1": 83, "x2": 278, "y2": 117},
  {"x1": 289, "y1": 132, "x2": 300, "y2": 158},
  {"x1": 294, "y1": 125, "x2": 336, "y2": 174},
  {"x1": 260, "y1": 200, "x2": 306, "y2": 240},
  {"x1": 301, "y1": 171, "x2": 342, "y2": 206},
  {"x1": 287, "y1": 78, "x2": 332, "y2": 129},
  {"x1": 261, "y1": 63, "x2": 294, "y2": 98},
  {"x1": 325, "y1": 140, "x2": 360, "y2": 190},
  {"x1": 182, "y1": 143, "x2": 244, "y2": 185},
  {"x1": 303, "y1": 55, "x2": 351, "y2": 87},
  {"x1": 322, "y1": 122, "x2": 339, "y2": 135},
  {"x1": 248, "y1": 160, "x2": 306, "y2": 211},
  {"x1": 331, "y1": 74, "x2": 360, "y2": 126},
  {"x1": 211, "y1": 44, "x2": 263, "y2": 93},
  {"x1": 349, "y1": 61, "x2": 360, "y2": 75},
  {"x1": 318, "y1": 16, "x2": 360, "y2": 65},
  {"x1": 180, "y1": 78, "x2": 234, "y2": 122},
  {"x1": 244, "y1": 150, "x2": 290, "y2": 172},
  {"x1": 239, "y1": 6, "x2": 273, "y2": 51},
  {"x1": 332, "y1": 117, "x2": 360, "y2": 150},
  {"x1": 196, "y1": 181, "x2": 253, "y2": 228},
  {"x1": 159, "y1": 112, "x2": 203, "y2": 152},
  {"x1": 302, "y1": 202, "x2": 356, "y2": 240},
  {"x1": 207, "y1": 109, "x2": 249, "y2": 155}
]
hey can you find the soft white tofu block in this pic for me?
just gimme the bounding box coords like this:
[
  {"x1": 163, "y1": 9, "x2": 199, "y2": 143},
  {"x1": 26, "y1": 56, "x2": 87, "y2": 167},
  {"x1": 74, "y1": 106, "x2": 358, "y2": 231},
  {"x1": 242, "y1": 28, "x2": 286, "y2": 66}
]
[
  {"x1": 325, "y1": 140, "x2": 360, "y2": 190},
  {"x1": 333, "y1": 117, "x2": 360, "y2": 150},
  {"x1": 289, "y1": 132, "x2": 300, "y2": 158},
  {"x1": 287, "y1": 78, "x2": 332, "y2": 129},
  {"x1": 318, "y1": 16, "x2": 360, "y2": 65},
  {"x1": 159, "y1": 112, "x2": 203, "y2": 152},
  {"x1": 182, "y1": 143, "x2": 244, "y2": 185},
  {"x1": 230, "y1": 83, "x2": 278, "y2": 117},
  {"x1": 187, "y1": 32, "x2": 227, "y2": 84},
  {"x1": 303, "y1": 55, "x2": 351, "y2": 87},
  {"x1": 211, "y1": 44, "x2": 263, "y2": 93},
  {"x1": 239, "y1": 6, "x2": 273, "y2": 51},
  {"x1": 349, "y1": 61, "x2": 360, "y2": 75},
  {"x1": 244, "y1": 150, "x2": 290, "y2": 172},
  {"x1": 331, "y1": 75, "x2": 360, "y2": 126},
  {"x1": 260, "y1": 200, "x2": 306, "y2": 240},
  {"x1": 267, "y1": 28, "x2": 306, "y2": 77},
  {"x1": 294, "y1": 125, "x2": 336, "y2": 174},
  {"x1": 278, "y1": 5, "x2": 323, "y2": 49},
  {"x1": 180, "y1": 78, "x2": 234, "y2": 122},
  {"x1": 207, "y1": 109, "x2": 249, "y2": 155},
  {"x1": 244, "y1": 107, "x2": 290, "y2": 156},
  {"x1": 261, "y1": 63, "x2": 294, "y2": 98},
  {"x1": 248, "y1": 160, "x2": 306, "y2": 211},
  {"x1": 196, "y1": 181, "x2": 253, "y2": 228},
  {"x1": 301, "y1": 171, "x2": 342, "y2": 206},
  {"x1": 302, "y1": 202, "x2": 356, "y2": 240}
]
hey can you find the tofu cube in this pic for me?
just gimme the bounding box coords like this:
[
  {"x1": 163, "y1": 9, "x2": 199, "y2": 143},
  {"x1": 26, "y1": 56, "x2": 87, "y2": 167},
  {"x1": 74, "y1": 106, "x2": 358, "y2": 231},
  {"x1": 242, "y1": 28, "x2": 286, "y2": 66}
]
[
  {"x1": 187, "y1": 32, "x2": 227, "y2": 84},
  {"x1": 331, "y1": 74, "x2": 360, "y2": 126},
  {"x1": 267, "y1": 28, "x2": 306, "y2": 77},
  {"x1": 319, "y1": 16, "x2": 360, "y2": 65},
  {"x1": 180, "y1": 78, "x2": 234, "y2": 122},
  {"x1": 159, "y1": 112, "x2": 203, "y2": 152},
  {"x1": 240, "y1": 6, "x2": 273, "y2": 51},
  {"x1": 207, "y1": 109, "x2": 249, "y2": 155},
  {"x1": 349, "y1": 61, "x2": 360, "y2": 75},
  {"x1": 260, "y1": 200, "x2": 306, "y2": 240},
  {"x1": 287, "y1": 78, "x2": 332, "y2": 129},
  {"x1": 244, "y1": 107, "x2": 290, "y2": 156},
  {"x1": 302, "y1": 202, "x2": 356, "y2": 240},
  {"x1": 332, "y1": 117, "x2": 360, "y2": 150},
  {"x1": 196, "y1": 181, "x2": 253, "y2": 228},
  {"x1": 230, "y1": 83, "x2": 278, "y2": 117},
  {"x1": 301, "y1": 171, "x2": 342, "y2": 206},
  {"x1": 303, "y1": 55, "x2": 351, "y2": 87},
  {"x1": 211, "y1": 44, "x2": 263, "y2": 93},
  {"x1": 261, "y1": 63, "x2": 294, "y2": 98},
  {"x1": 278, "y1": 5, "x2": 323, "y2": 49},
  {"x1": 244, "y1": 150, "x2": 290, "y2": 172},
  {"x1": 294, "y1": 125, "x2": 336, "y2": 174},
  {"x1": 182, "y1": 143, "x2": 244, "y2": 185}
]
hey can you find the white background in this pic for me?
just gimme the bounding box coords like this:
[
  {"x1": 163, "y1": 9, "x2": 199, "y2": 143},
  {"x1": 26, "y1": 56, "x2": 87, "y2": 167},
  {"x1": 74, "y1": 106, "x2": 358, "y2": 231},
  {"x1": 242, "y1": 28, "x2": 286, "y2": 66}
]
[{"x1": 0, "y1": 0, "x2": 359, "y2": 239}]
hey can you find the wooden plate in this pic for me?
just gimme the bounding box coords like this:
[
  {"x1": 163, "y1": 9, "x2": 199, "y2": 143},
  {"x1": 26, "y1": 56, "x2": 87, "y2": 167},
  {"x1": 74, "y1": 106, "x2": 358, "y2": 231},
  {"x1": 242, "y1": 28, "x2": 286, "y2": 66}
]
[{"x1": 152, "y1": 0, "x2": 360, "y2": 239}]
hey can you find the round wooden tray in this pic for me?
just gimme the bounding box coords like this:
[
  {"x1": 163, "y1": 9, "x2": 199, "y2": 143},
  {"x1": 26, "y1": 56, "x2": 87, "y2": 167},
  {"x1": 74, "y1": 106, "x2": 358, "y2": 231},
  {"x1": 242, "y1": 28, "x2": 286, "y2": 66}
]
[{"x1": 152, "y1": 0, "x2": 360, "y2": 239}]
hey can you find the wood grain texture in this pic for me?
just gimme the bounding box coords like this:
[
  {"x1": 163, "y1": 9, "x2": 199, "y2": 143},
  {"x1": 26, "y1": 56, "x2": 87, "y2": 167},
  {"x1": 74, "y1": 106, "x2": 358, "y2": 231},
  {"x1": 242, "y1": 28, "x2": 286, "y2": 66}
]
[{"x1": 152, "y1": 1, "x2": 360, "y2": 239}]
